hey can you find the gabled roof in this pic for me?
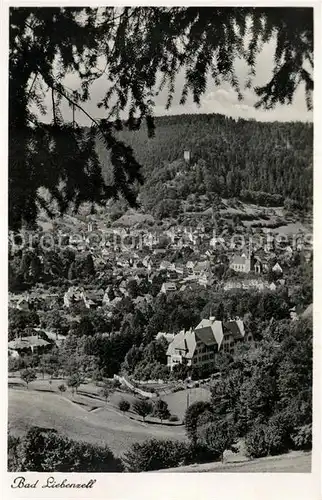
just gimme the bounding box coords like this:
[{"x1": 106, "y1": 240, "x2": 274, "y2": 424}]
[
  {"x1": 194, "y1": 261, "x2": 211, "y2": 272},
  {"x1": 301, "y1": 303, "x2": 313, "y2": 319},
  {"x1": 272, "y1": 262, "x2": 283, "y2": 272},
  {"x1": 162, "y1": 282, "x2": 176, "y2": 291},
  {"x1": 85, "y1": 290, "x2": 104, "y2": 301},
  {"x1": 17, "y1": 297, "x2": 29, "y2": 304},
  {"x1": 166, "y1": 329, "x2": 196, "y2": 359},
  {"x1": 8, "y1": 336, "x2": 50, "y2": 350},
  {"x1": 222, "y1": 320, "x2": 245, "y2": 340},
  {"x1": 195, "y1": 326, "x2": 216, "y2": 346},
  {"x1": 160, "y1": 260, "x2": 172, "y2": 268},
  {"x1": 166, "y1": 330, "x2": 187, "y2": 355},
  {"x1": 194, "y1": 319, "x2": 224, "y2": 347}
]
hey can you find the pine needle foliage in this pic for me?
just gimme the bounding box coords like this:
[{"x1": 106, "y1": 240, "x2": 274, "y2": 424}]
[{"x1": 9, "y1": 7, "x2": 313, "y2": 230}]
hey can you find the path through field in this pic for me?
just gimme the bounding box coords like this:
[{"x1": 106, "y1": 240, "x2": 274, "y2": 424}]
[{"x1": 8, "y1": 389, "x2": 186, "y2": 456}]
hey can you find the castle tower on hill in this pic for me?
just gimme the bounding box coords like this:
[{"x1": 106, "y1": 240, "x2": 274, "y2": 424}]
[{"x1": 183, "y1": 150, "x2": 191, "y2": 164}]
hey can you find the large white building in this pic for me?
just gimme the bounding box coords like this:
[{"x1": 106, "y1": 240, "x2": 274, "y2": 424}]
[{"x1": 166, "y1": 317, "x2": 250, "y2": 371}]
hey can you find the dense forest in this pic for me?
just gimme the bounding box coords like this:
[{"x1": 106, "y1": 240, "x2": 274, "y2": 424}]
[{"x1": 95, "y1": 113, "x2": 313, "y2": 214}]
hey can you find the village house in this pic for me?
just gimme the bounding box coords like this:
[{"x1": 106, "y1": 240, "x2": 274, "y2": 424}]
[
  {"x1": 142, "y1": 255, "x2": 153, "y2": 270},
  {"x1": 159, "y1": 261, "x2": 175, "y2": 271},
  {"x1": 82, "y1": 289, "x2": 104, "y2": 309},
  {"x1": 229, "y1": 250, "x2": 252, "y2": 273},
  {"x1": 105, "y1": 296, "x2": 123, "y2": 309},
  {"x1": 254, "y1": 258, "x2": 263, "y2": 274},
  {"x1": 272, "y1": 262, "x2": 283, "y2": 274},
  {"x1": 153, "y1": 248, "x2": 167, "y2": 256},
  {"x1": 16, "y1": 297, "x2": 31, "y2": 311},
  {"x1": 186, "y1": 261, "x2": 196, "y2": 274},
  {"x1": 284, "y1": 245, "x2": 293, "y2": 258},
  {"x1": 224, "y1": 278, "x2": 272, "y2": 291},
  {"x1": 133, "y1": 294, "x2": 154, "y2": 312},
  {"x1": 198, "y1": 272, "x2": 214, "y2": 288},
  {"x1": 8, "y1": 335, "x2": 52, "y2": 359},
  {"x1": 229, "y1": 249, "x2": 265, "y2": 275},
  {"x1": 34, "y1": 327, "x2": 66, "y2": 347},
  {"x1": 174, "y1": 264, "x2": 185, "y2": 276},
  {"x1": 193, "y1": 261, "x2": 212, "y2": 277},
  {"x1": 63, "y1": 286, "x2": 85, "y2": 308},
  {"x1": 160, "y1": 282, "x2": 177, "y2": 294},
  {"x1": 289, "y1": 306, "x2": 299, "y2": 321}
]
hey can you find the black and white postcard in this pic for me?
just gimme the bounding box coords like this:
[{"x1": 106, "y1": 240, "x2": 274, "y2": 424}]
[{"x1": 2, "y1": 2, "x2": 321, "y2": 499}]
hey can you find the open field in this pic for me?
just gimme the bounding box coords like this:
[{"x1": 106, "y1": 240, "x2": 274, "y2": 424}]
[
  {"x1": 163, "y1": 387, "x2": 211, "y2": 419},
  {"x1": 272, "y1": 221, "x2": 312, "y2": 236},
  {"x1": 9, "y1": 375, "x2": 210, "y2": 420},
  {"x1": 157, "y1": 450, "x2": 311, "y2": 473},
  {"x1": 8, "y1": 388, "x2": 186, "y2": 456}
]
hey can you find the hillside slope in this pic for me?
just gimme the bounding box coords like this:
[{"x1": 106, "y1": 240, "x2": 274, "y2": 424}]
[
  {"x1": 8, "y1": 389, "x2": 186, "y2": 456},
  {"x1": 95, "y1": 113, "x2": 313, "y2": 213},
  {"x1": 156, "y1": 451, "x2": 311, "y2": 473}
]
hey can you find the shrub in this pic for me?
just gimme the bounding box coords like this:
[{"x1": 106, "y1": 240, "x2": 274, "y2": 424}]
[
  {"x1": 118, "y1": 399, "x2": 130, "y2": 414},
  {"x1": 100, "y1": 385, "x2": 110, "y2": 403},
  {"x1": 291, "y1": 423, "x2": 312, "y2": 450},
  {"x1": 184, "y1": 442, "x2": 219, "y2": 464},
  {"x1": 123, "y1": 438, "x2": 216, "y2": 472},
  {"x1": 9, "y1": 426, "x2": 123, "y2": 472},
  {"x1": 245, "y1": 425, "x2": 268, "y2": 459},
  {"x1": 20, "y1": 368, "x2": 37, "y2": 388},
  {"x1": 168, "y1": 415, "x2": 179, "y2": 422},
  {"x1": 123, "y1": 438, "x2": 189, "y2": 472},
  {"x1": 132, "y1": 398, "x2": 153, "y2": 422},
  {"x1": 197, "y1": 420, "x2": 237, "y2": 462},
  {"x1": 245, "y1": 416, "x2": 291, "y2": 459},
  {"x1": 8, "y1": 434, "x2": 21, "y2": 472},
  {"x1": 113, "y1": 379, "x2": 121, "y2": 389},
  {"x1": 58, "y1": 384, "x2": 66, "y2": 393},
  {"x1": 67, "y1": 373, "x2": 82, "y2": 394},
  {"x1": 8, "y1": 357, "x2": 22, "y2": 372},
  {"x1": 264, "y1": 414, "x2": 292, "y2": 456},
  {"x1": 184, "y1": 401, "x2": 213, "y2": 444},
  {"x1": 197, "y1": 410, "x2": 215, "y2": 429},
  {"x1": 153, "y1": 399, "x2": 170, "y2": 423}
]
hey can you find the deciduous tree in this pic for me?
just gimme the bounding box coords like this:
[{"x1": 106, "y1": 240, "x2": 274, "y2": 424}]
[
  {"x1": 132, "y1": 398, "x2": 153, "y2": 422},
  {"x1": 20, "y1": 368, "x2": 37, "y2": 388}
]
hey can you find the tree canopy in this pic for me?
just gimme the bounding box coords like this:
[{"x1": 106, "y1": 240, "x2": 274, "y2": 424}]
[{"x1": 9, "y1": 7, "x2": 313, "y2": 229}]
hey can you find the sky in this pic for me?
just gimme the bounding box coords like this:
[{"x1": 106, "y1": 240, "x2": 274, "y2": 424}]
[{"x1": 37, "y1": 33, "x2": 313, "y2": 126}]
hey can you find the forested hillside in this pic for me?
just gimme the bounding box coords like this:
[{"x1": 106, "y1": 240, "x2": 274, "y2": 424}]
[{"x1": 95, "y1": 113, "x2": 313, "y2": 214}]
